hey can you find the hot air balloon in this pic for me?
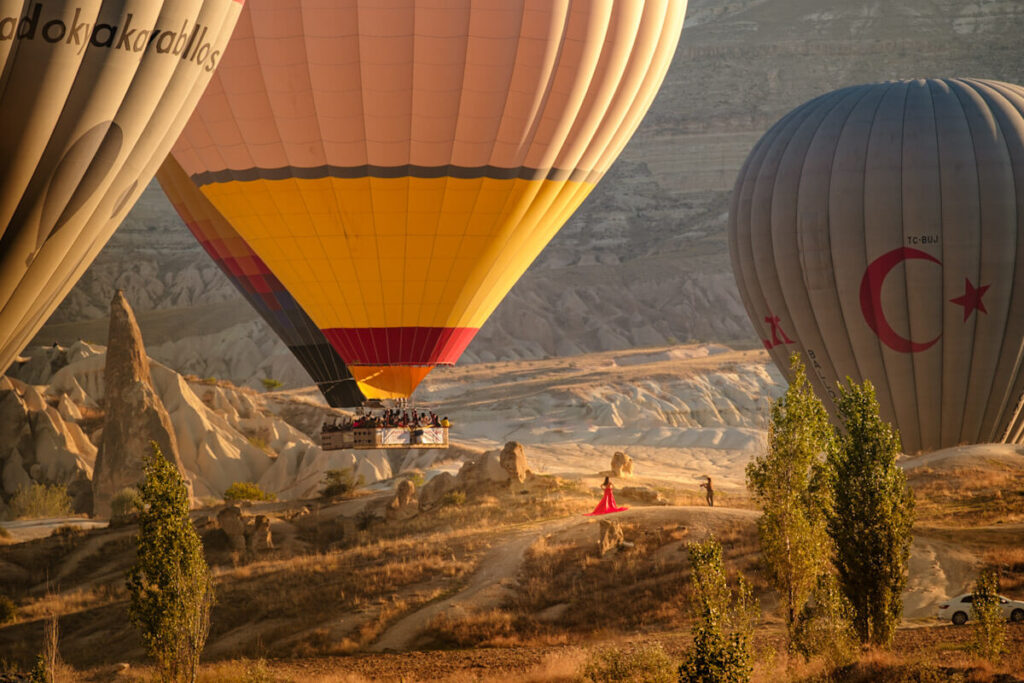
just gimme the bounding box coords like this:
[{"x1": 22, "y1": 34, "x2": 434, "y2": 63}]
[
  {"x1": 0, "y1": 0, "x2": 243, "y2": 377},
  {"x1": 171, "y1": 0, "x2": 687, "y2": 400},
  {"x1": 156, "y1": 157, "x2": 365, "y2": 407},
  {"x1": 729, "y1": 78, "x2": 1024, "y2": 454}
]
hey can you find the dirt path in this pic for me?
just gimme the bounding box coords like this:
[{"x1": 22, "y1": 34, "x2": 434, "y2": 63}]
[
  {"x1": 371, "y1": 516, "x2": 586, "y2": 651},
  {"x1": 903, "y1": 533, "x2": 979, "y2": 620}
]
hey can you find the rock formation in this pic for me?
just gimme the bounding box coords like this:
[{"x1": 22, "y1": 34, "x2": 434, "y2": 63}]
[
  {"x1": 499, "y1": 441, "x2": 528, "y2": 483},
  {"x1": 418, "y1": 444, "x2": 534, "y2": 510},
  {"x1": 619, "y1": 486, "x2": 666, "y2": 506},
  {"x1": 456, "y1": 451, "x2": 510, "y2": 491},
  {"x1": 386, "y1": 479, "x2": 418, "y2": 521},
  {"x1": 418, "y1": 472, "x2": 458, "y2": 511},
  {"x1": 249, "y1": 515, "x2": 274, "y2": 552},
  {"x1": 598, "y1": 519, "x2": 625, "y2": 557},
  {"x1": 0, "y1": 375, "x2": 96, "y2": 513},
  {"x1": 217, "y1": 505, "x2": 247, "y2": 552},
  {"x1": 611, "y1": 451, "x2": 634, "y2": 478},
  {"x1": 91, "y1": 290, "x2": 188, "y2": 517},
  {"x1": 216, "y1": 505, "x2": 274, "y2": 553}
]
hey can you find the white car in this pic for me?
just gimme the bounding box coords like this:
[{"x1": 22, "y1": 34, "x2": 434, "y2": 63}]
[{"x1": 938, "y1": 593, "x2": 1024, "y2": 625}]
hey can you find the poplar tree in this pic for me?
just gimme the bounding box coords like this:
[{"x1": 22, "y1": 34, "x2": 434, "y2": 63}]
[
  {"x1": 126, "y1": 443, "x2": 213, "y2": 683},
  {"x1": 971, "y1": 567, "x2": 1006, "y2": 662},
  {"x1": 827, "y1": 379, "x2": 914, "y2": 646},
  {"x1": 746, "y1": 354, "x2": 834, "y2": 641}
]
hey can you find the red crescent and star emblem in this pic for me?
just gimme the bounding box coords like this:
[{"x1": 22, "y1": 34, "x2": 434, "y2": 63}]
[{"x1": 859, "y1": 247, "x2": 989, "y2": 353}]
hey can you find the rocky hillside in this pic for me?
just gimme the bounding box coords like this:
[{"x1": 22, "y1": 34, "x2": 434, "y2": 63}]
[
  {"x1": 2, "y1": 342, "x2": 782, "y2": 516},
  {"x1": 30, "y1": 0, "x2": 1024, "y2": 388},
  {"x1": 2, "y1": 342, "x2": 395, "y2": 512}
]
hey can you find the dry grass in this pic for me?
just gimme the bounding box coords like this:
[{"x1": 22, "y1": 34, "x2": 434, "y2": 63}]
[
  {"x1": 908, "y1": 465, "x2": 1024, "y2": 525},
  {"x1": 422, "y1": 518, "x2": 765, "y2": 648}
]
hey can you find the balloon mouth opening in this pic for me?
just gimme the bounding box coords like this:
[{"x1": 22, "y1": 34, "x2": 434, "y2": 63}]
[{"x1": 350, "y1": 365, "x2": 435, "y2": 399}]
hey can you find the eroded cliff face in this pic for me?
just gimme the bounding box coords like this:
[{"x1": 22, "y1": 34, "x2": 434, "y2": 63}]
[{"x1": 30, "y1": 0, "x2": 1024, "y2": 388}]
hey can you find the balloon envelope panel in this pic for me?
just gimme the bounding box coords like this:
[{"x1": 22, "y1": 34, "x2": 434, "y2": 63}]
[
  {"x1": 156, "y1": 157, "x2": 365, "y2": 408},
  {"x1": 0, "y1": 0, "x2": 244, "y2": 376},
  {"x1": 728, "y1": 78, "x2": 1024, "y2": 454},
  {"x1": 172, "y1": 0, "x2": 687, "y2": 399}
]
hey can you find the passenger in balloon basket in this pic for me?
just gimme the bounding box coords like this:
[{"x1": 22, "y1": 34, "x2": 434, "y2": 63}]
[{"x1": 585, "y1": 476, "x2": 628, "y2": 516}]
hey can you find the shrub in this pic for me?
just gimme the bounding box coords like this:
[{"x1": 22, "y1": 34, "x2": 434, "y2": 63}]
[
  {"x1": 320, "y1": 469, "x2": 361, "y2": 498},
  {"x1": 111, "y1": 487, "x2": 143, "y2": 522},
  {"x1": 678, "y1": 537, "x2": 755, "y2": 683},
  {"x1": 9, "y1": 483, "x2": 72, "y2": 519},
  {"x1": 407, "y1": 472, "x2": 426, "y2": 489},
  {"x1": 223, "y1": 482, "x2": 276, "y2": 503},
  {"x1": 580, "y1": 642, "x2": 677, "y2": 683},
  {"x1": 971, "y1": 567, "x2": 1006, "y2": 662},
  {"x1": 441, "y1": 491, "x2": 467, "y2": 508},
  {"x1": 791, "y1": 573, "x2": 857, "y2": 667},
  {"x1": 126, "y1": 442, "x2": 214, "y2": 683},
  {"x1": 260, "y1": 378, "x2": 283, "y2": 391},
  {"x1": 0, "y1": 595, "x2": 16, "y2": 624}
]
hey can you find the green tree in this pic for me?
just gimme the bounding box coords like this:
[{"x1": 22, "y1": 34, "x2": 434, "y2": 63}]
[
  {"x1": 260, "y1": 377, "x2": 283, "y2": 391},
  {"x1": 126, "y1": 443, "x2": 214, "y2": 683},
  {"x1": 971, "y1": 567, "x2": 1005, "y2": 662},
  {"x1": 746, "y1": 353, "x2": 834, "y2": 640},
  {"x1": 827, "y1": 379, "x2": 914, "y2": 646},
  {"x1": 320, "y1": 468, "x2": 362, "y2": 498},
  {"x1": 679, "y1": 537, "x2": 755, "y2": 683},
  {"x1": 223, "y1": 481, "x2": 276, "y2": 503}
]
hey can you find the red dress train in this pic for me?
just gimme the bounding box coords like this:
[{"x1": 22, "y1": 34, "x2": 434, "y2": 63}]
[{"x1": 585, "y1": 485, "x2": 628, "y2": 516}]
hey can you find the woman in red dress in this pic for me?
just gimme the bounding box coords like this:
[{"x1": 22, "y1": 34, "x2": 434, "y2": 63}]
[{"x1": 586, "y1": 476, "x2": 628, "y2": 516}]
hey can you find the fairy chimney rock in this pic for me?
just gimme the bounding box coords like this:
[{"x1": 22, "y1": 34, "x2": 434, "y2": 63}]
[
  {"x1": 92, "y1": 290, "x2": 189, "y2": 518},
  {"x1": 611, "y1": 451, "x2": 634, "y2": 478}
]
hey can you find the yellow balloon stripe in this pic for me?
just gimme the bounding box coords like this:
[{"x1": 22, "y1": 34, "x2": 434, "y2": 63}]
[
  {"x1": 350, "y1": 365, "x2": 434, "y2": 400},
  {"x1": 199, "y1": 176, "x2": 594, "y2": 330}
]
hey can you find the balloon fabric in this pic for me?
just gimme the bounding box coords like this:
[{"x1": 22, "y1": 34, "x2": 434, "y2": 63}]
[
  {"x1": 171, "y1": 0, "x2": 687, "y2": 399},
  {"x1": 729, "y1": 78, "x2": 1024, "y2": 454}
]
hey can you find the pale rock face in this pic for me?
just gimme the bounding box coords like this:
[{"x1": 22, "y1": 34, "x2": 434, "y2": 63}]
[
  {"x1": 619, "y1": 486, "x2": 666, "y2": 505},
  {"x1": 92, "y1": 291, "x2": 187, "y2": 518},
  {"x1": 499, "y1": 441, "x2": 528, "y2": 483},
  {"x1": 217, "y1": 505, "x2": 247, "y2": 552},
  {"x1": 418, "y1": 472, "x2": 458, "y2": 510},
  {"x1": 457, "y1": 451, "x2": 510, "y2": 490},
  {"x1": 0, "y1": 376, "x2": 97, "y2": 512},
  {"x1": 249, "y1": 515, "x2": 273, "y2": 552},
  {"x1": 598, "y1": 519, "x2": 625, "y2": 557},
  {"x1": 2, "y1": 450, "x2": 33, "y2": 497},
  {"x1": 611, "y1": 451, "x2": 634, "y2": 477},
  {"x1": 386, "y1": 479, "x2": 418, "y2": 521}
]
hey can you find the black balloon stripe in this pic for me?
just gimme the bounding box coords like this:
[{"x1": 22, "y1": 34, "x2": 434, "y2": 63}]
[{"x1": 189, "y1": 164, "x2": 601, "y2": 186}]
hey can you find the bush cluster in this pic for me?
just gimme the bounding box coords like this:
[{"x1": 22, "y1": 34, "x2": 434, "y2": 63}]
[
  {"x1": 580, "y1": 642, "x2": 677, "y2": 683},
  {"x1": 8, "y1": 483, "x2": 72, "y2": 519},
  {"x1": 320, "y1": 469, "x2": 361, "y2": 498},
  {"x1": 223, "y1": 482, "x2": 276, "y2": 503}
]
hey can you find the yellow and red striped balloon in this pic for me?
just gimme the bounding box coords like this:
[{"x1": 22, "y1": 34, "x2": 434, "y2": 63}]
[{"x1": 173, "y1": 0, "x2": 686, "y2": 399}]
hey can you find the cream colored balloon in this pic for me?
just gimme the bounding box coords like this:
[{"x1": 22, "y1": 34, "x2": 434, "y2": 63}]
[{"x1": 0, "y1": 0, "x2": 244, "y2": 374}]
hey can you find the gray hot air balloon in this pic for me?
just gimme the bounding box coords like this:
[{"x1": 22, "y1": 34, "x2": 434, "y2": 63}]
[
  {"x1": 729, "y1": 78, "x2": 1024, "y2": 454},
  {"x1": 0, "y1": 0, "x2": 243, "y2": 376}
]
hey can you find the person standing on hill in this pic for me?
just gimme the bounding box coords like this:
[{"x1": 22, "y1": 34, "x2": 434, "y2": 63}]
[{"x1": 701, "y1": 476, "x2": 714, "y2": 507}]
